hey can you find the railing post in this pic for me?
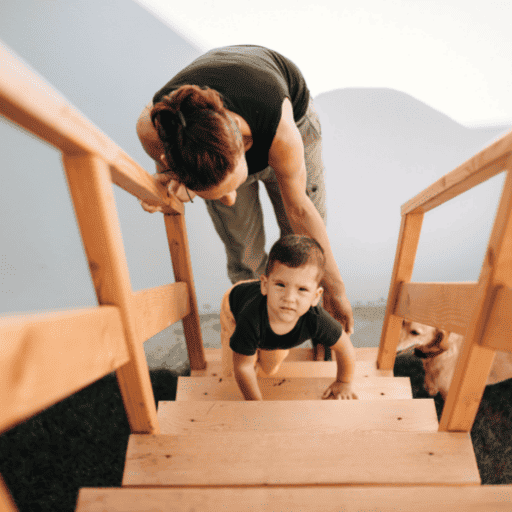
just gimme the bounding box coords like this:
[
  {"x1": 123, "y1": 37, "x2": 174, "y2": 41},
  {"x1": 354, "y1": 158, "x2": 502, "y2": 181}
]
[
  {"x1": 0, "y1": 474, "x2": 18, "y2": 512},
  {"x1": 440, "y1": 160, "x2": 512, "y2": 431},
  {"x1": 164, "y1": 214, "x2": 206, "y2": 371},
  {"x1": 378, "y1": 212, "x2": 424, "y2": 370},
  {"x1": 62, "y1": 154, "x2": 159, "y2": 434}
]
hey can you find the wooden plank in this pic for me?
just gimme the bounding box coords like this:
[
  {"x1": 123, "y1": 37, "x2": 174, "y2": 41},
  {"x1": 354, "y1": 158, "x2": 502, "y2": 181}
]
[
  {"x1": 123, "y1": 431, "x2": 480, "y2": 486},
  {"x1": 395, "y1": 282, "x2": 478, "y2": 335},
  {"x1": 0, "y1": 307, "x2": 129, "y2": 435},
  {"x1": 0, "y1": 42, "x2": 182, "y2": 214},
  {"x1": 192, "y1": 360, "x2": 393, "y2": 378},
  {"x1": 401, "y1": 129, "x2": 512, "y2": 215},
  {"x1": 77, "y1": 485, "x2": 512, "y2": 512},
  {"x1": 164, "y1": 214, "x2": 206, "y2": 371},
  {"x1": 176, "y1": 376, "x2": 412, "y2": 401},
  {"x1": 481, "y1": 284, "x2": 512, "y2": 354},
  {"x1": 157, "y1": 399, "x2": 439, "y2": 434},
  {"x1": 200, "y1": 347, "x2": 380, "y2": 363},
  {"x1": 0, "y1": 474, "x2": 18, "y2": 512},
  {"x1": 440, "y1": 163, "x2": 512, "y2": 431},
  {"x1": 63, "y1": 155, "x2": 159, "y2": 434},
  {"x1": 378, "y1": 213, "x2": 424, "y2": 370},
  {"x1": 132, "y1": 282, "x2": 190, "y2": 343}
]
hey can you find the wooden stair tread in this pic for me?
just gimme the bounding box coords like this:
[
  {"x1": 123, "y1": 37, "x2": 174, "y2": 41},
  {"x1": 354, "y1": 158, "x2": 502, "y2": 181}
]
[
  {"x1": 194, "y1": 347, "x2": 392, "y2": 378},
  {"x1": 157, "y1": 399, "x2": 439, "y2": 434},
  {"x1": 77, "y1": 485, "x2": 512, "y2": 512},
  {"x1": 192, "y1": 359, "x2": 393, "y2": 378},
  {"x1": 122, "y1": 431, "x2": 480, "y2": 487},
  {"x1": 203, "y1": 346, "x2": 380, "y2": 362},
  {"x1": 176, "y1": 376, "x2": 412, "y2": 401}
]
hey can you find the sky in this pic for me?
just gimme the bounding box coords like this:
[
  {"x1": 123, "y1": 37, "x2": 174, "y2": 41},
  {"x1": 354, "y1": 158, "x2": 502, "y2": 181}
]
[{"x1": 136, "y1": 0, "x2": 512, "y2": 128}]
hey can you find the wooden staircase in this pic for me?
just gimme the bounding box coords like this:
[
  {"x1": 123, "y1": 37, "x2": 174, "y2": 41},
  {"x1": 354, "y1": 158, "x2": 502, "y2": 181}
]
[
  {"x1": 1, "y1": 41, "x2": 511, "y2": 510},
  {"x1": 73, "y1": 346, "x2": 512, "y2": 511}
]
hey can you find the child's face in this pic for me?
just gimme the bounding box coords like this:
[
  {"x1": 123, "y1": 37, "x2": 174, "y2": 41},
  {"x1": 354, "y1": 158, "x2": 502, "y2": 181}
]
[{"x1": 260, "y1": 262, "x2": 323, "y2": 325}]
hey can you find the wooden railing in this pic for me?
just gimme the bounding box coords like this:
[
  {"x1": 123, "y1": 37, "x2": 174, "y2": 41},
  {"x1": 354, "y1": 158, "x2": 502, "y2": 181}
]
[
  {"x1": 0, "y1": 42, "x2": 206, "y2": 509},
  {"x1": 378, "y1": 124, "x2": 512, "y2": 432}
]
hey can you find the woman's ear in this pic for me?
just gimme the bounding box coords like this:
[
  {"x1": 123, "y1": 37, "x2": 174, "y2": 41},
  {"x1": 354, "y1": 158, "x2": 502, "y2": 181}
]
[
  {"x1": 160, "y1": 153, "x2": 169, "y2": 170},
  {"x1": 260, "y1": 274, "x2": 268, "y2": 296},
  {"x1": 312, "y1": 286, "x2": 324, "y2": 307}
]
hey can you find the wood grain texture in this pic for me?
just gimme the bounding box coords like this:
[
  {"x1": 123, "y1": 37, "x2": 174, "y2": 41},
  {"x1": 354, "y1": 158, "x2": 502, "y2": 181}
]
[
  {"x1": 0, "y1": 43, "x2": 182, "y2": 214},
  {"x1": 440, "y1": 164, "x2": 512, "y2": 431},
  {"x1": 157, "y1": 399, "x2": 439, "y2": 434},
  {"x1": 192, "y1": 360, "x2": 393, "y2": 378},
  {"x1": 0, "y1": 473, "x2": 21, "y2": 512},
  {"x1": 482, "y1": 285, "x2": 512, "y2": 353},
  {"x1": 64, "y1": 155, "x2": 159, "y2": 434},
  {"x1": 164, "y1": 214, "x2": 206, "y2": 371},
  {"x1": 0, "y1": 307, "x2": 128, "y2": 434},
  {"x1": 395, "y1": 282, "x2": 478, "y2": 335},
  {"x1": 176, "y1": 376, "x2": 412, "y2": 401},
  {"x1": 122, "y1": 431, "x2": 480, "y2": 486},
  {"x1": 401, "y1": 129, "x2": 512, "y2": 214},
  {"x1": 132, "y1": 282, "x2": 190, "y2": 344},
  {"x1": 77, "y1": 486, "x2": 512, "y2": 512},
  {"x1": 378, "y1": 213, "x2": 424, "y2": 370}
]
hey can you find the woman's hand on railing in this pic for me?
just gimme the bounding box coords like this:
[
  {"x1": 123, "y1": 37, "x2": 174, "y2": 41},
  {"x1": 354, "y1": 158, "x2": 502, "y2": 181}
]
[{"x1": 139, "y1": 173, "x2": 196, "y2": 213}]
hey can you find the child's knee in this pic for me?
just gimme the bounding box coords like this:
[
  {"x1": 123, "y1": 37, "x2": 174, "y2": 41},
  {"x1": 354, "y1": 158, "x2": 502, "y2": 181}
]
[{"x1": 260, "y1": 363, "x2": 280, "y2": 376}]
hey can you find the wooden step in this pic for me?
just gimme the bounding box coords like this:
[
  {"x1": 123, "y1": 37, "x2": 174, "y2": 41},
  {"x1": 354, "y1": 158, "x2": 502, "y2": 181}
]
[
  {"x1": 204, "y1": 346, "x2": 381, "y2": 362},
  {"x1": 77, "y1": 485, "x2": 512, "y2": 512},
  {"x1": 157, "y1": 399, "x2": 439, "y2": 434},
  {"x1": 193, "y1": 347, "x2": 393, "y2": 378},
  {"x1": 122, "y1": 431, "x2": 480, "y2": 487},
  {"x1": 176, "y1": 376, "x2": 412, "y2": 401},
  {"x1": 193, "y1": 359, "x2": 393, "y2": 378}
]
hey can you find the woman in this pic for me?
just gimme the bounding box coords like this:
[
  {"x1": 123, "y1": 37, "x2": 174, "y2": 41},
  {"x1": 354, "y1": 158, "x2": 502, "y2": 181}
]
[{"x1": 136, "y1": 44, "x2": 354, "y2": 335}]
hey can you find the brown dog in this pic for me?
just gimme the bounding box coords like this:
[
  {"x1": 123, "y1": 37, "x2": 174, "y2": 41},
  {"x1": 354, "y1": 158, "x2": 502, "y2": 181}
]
[{"x1": 398, "y1": 320, "x2": 512, "y2": 399}]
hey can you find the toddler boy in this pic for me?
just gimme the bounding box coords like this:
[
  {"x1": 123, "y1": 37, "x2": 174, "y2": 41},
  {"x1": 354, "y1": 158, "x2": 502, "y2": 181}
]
[{"x1": 220, "y1": 234, "x2": 358, "y2": 401}]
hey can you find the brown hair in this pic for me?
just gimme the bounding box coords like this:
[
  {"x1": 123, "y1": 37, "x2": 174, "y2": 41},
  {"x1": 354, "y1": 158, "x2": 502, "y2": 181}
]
[
  {"x1": 265, "y1": 235, "x2": 326, "y2": 282},
  {"x1": 151, "y1": 85, "x2": 243, "y2": 191}
]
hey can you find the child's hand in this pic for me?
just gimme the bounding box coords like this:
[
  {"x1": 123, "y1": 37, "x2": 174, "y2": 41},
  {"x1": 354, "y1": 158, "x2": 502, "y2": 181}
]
[{"x1": 322, "y1": 381, "x2": 358, "y2": 400}]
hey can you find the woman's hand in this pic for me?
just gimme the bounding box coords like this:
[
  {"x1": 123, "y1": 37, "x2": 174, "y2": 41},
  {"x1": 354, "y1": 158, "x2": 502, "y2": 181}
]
[
  {"x1": 139, "y1": 173, "x2": 196, "y2": 213},
  {"x1": 322, "y1": 381, "x2": 358, "y2": 400},
  {"x1": 323, "y1": 288, "x2": 355, "y2": 335}
]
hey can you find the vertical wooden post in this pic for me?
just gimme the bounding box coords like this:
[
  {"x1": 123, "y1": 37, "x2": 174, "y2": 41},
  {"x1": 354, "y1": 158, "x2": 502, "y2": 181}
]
[
  {"x1": 440, "y1": 162, "x2": 512, "y2": 431},
  {"x1": 378, "y1": 212, "x2": 424, "y2": 370},
  {"x1": 0, "y1": 474, "x2": 18, "y2": 512},
  {"x1": 164, "y1": 214, "x2": 206, "y2": 371},
  {"x1": 63, "y1": 154, "x2": 159, "y2": 434}
]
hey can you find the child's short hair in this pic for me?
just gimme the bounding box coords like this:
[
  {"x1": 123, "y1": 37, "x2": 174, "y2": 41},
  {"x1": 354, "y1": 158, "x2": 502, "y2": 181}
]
[{"x1": 265, "y1": 235, "x2": 326, "y2": 282}]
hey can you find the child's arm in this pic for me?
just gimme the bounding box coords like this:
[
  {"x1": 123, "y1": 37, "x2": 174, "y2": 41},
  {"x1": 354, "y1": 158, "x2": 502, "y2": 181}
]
[
  {"x1": 322, "y1": 330, "x2": 358, "y2": 400},
  {"x1": 233, "y1": 351, "x2": 263, "y2": 400}
]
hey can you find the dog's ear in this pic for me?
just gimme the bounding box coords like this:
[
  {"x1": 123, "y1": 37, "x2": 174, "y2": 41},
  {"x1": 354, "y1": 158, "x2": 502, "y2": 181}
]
[{"x1": 433, "y1": 329, "x2": 450, "y2": 351}]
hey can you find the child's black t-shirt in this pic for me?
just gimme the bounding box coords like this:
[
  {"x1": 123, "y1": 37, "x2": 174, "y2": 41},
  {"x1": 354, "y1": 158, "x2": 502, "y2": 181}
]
[{"x1": 229, "y1": 281, "x2": 342, "y2": 356}]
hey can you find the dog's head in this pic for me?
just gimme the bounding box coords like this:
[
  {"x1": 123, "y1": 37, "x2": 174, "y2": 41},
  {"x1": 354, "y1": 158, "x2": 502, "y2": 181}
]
[{"x1": 398, "y1": 320, "x2": 450, "y2": 356}]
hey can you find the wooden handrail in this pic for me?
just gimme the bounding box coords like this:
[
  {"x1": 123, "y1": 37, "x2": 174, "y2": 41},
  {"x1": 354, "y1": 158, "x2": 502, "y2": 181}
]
[
  {"x1": 0, "y1": 307, "x2": 129, "y2": 435},
  {"x1": 0, "y1": 39, "x2": 210, "y2": 511},
  {"x1": 132, "y1": 282, "x2": 190, "y2": 343},
  {"x1": 481, "y1": 285, "x2": 512, "y2": 353},
  {"x1": 394, "y1": 282, "x2": 478, "y2": 335},
  {"x1": 379, "y1": 126, "x2": 512, "y2": 432},
  {"x1": 401, "y1": 129, "x2": 512, "y2": 215},
  {"x1": 0, "y1": 43, "x2": 182, "y2": 215}
]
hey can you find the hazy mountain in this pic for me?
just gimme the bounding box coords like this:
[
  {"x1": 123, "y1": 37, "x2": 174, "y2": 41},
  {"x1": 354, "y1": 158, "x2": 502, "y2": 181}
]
[{"x1": 314, "y1": 88, "x2": 510, "y2": 304}]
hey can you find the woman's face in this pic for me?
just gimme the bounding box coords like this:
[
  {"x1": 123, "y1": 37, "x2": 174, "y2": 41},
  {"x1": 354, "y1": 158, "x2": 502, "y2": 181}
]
[{"x1": 194, "y1": 151, "x2": 248, "y2": 206}]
